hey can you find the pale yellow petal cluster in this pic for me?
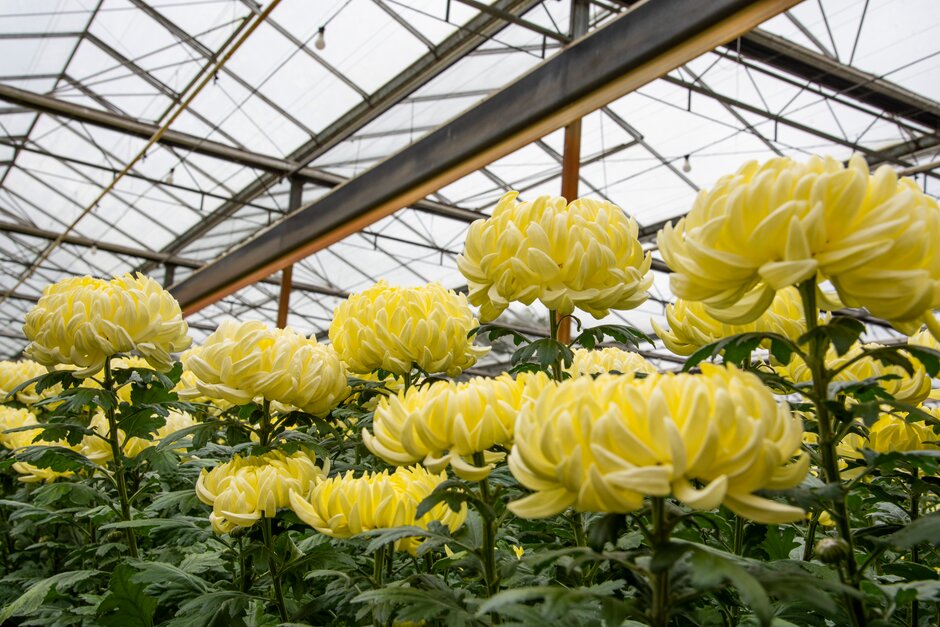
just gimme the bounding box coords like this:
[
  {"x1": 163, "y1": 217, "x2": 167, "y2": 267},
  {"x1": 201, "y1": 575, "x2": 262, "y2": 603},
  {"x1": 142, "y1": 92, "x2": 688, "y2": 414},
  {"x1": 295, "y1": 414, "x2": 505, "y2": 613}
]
[
  {"x1": 457, "y1": 191, "x2": 652, "y2": 321},
  {"x1": 652, "y1": 287, "x2": 809, "y2": 356},
  {"x1": 0, "y1": 360, "x2": 50, "y2": 405},
  {"x1": 508, "y1": 365, "x2": 808, "y2": 524},
  {"x1": 288, "y1": 465, "x2": 467, "y2": 553},
  {"x1": 329, "y1": 281, "x2": 488, "y2": 377},
  {"x1": 0, "y1": 406, "x2": 74, "y2": 483},
  {"x1": 363, "y1": 372, "x2": 552, "y2": 480},
  {"x1": 565, "y1": 347, "x2": 658, "y2": 377},
  {"x1": 23, "y1": 274, "x2": 191, "y2": 376},
  {"x1": 195, "y1": 449, "x2": 327, "y2": 534},
  {"x1": 867, "y1": 409, "x2": 940, "y2": 453},
  {"x1": 659, "y1": 156, "x2": 940, "y2": 332},
  {"x1": 775, "y1": 343, "x2": 931, "y2": 404},
  {"x1": 183, "y1": 320, "x2": 349, "y2": 415}
]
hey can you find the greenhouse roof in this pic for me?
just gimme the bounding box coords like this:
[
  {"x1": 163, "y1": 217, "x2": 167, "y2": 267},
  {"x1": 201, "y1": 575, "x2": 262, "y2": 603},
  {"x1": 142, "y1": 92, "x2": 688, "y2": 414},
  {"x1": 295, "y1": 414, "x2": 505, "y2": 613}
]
[{"x1": 0, "y1": 0, "x2": 938, "y2": 365}]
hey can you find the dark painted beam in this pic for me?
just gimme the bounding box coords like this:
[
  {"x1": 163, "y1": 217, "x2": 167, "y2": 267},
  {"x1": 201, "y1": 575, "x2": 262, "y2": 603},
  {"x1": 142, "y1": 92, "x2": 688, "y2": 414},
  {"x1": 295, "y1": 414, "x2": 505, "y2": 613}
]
[{"x1": 170, "y1": 0, "x2": 798, "y2": 314}]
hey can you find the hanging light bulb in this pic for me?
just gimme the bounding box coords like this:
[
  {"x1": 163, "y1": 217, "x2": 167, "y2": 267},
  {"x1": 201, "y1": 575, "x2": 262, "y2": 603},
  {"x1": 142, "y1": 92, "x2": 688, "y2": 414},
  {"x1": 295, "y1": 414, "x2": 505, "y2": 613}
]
[
  {"x1": 314, "y1": 26, "x2": 326, "y2": 50},
  {"x1": 165, "y1": 167, "x2": 175, "y2": 185},
  {"x1": 681, "y1": 154, "x2": 692, "y2": 173}
]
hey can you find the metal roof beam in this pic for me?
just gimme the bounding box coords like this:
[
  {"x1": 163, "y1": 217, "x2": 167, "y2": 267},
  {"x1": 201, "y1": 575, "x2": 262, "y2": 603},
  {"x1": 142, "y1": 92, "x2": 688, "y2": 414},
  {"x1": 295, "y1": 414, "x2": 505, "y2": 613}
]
[
  {"x1": 169, "y1": 0, "x2": 799, "y2": 314},
  {"x1": 731, "y1": 28, "x2": 940, "y2": 131}
]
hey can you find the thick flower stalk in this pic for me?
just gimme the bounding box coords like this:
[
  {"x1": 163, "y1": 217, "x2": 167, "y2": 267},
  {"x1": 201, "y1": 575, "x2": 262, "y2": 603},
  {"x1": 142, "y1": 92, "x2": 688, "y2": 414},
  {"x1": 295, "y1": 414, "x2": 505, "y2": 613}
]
[
  {"x1": 329, "y1": 281, "x2": 488, "y2": 377},
  {"x1": 0, "y1": 406, "x2": 75, "y2": 483},
  {"x1": 775, "y1": 342, "x2": 931, "y2": 405},
  {"x1": 457, "y1": 191, "x2": 652, "y2": 321},
  {"x1": 658, "y1": 155, "x2": 940, "y2": 335},
  {"x1": 195, "y1": 449, "x2": 327, "y2": 534},
  {"x1": 565, "y1": 347, "x2": 658, "y2": 377},
  {"x1": 289, "y1": 465, "x2": 467, "y2": 554},
  {"x1": 652, "y1": 287, "x2": 810, "y2": 356},
  {"x1": 363, "y1": 372, "x2": 552, "y2": 480},
  {"x1": 184, "y1": 320, "x2": 349, "y2": 415},
  {"x1": 0, "y1": 360, "x2": 51, "y2": 406},
  {"x1": 23, "y1": 273, "x2": 191, "y2": 376},
  {"x1": 508, "y1": 365, "x2": 808, "y2": 523}
]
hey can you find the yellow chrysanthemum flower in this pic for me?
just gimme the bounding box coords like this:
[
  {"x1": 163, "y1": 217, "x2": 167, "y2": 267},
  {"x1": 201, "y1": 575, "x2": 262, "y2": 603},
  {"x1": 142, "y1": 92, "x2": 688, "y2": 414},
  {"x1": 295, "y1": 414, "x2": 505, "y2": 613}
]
[
  {"x1": 363, "y1": 372, "x2": 552, "y2": 480},
  {"x1": 457, "y1": 192, "x2": 652, "y2": 321},
  {"x1": 652, "y1": 287, "x2": 810, "y2": 356},
  {"x1": 0, "y1": 406, "x2": 74, "y2": 483},
  {"x1": 0, "y1": 360, "x2": 51, "y2": 406},
  {"x1": 565, "y1": 347, "x2": 658, "y2": 376},
  {"x1": 508, "y1": 365, "x2": 808, "y2": 524},
  {"x1": 183, "y1": 320, "x2": 349, "y2": 415},
  {"x1": 329, "y1": 281, "x2": 488, "y2": 377},
  {"x1": 658, "y1": 156, "x2": 940, "y2": 334},
  {"x1": 23, "y1": 273, "x2": 191, "y2": 376},
  {"x1": 288, "y1": 465, "x2": 467, "y2": 554},
  {"x1": 775, "y1": 342, "x2": 931, "y2": 404},
  {"x1": 196, "y1": 449, "x2": 327, "y2": 534}
]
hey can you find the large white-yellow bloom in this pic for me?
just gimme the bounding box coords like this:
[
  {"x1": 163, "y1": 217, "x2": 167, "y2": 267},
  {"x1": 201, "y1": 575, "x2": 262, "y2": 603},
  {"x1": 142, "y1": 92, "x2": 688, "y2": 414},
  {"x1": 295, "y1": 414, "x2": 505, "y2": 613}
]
[
  {"x1": 183, "y1": 320, "x2": 349, "y2": 415},
  {"x1": 329, "y1": 281, "x2": 488, "y2": 377},
  {"x1": 363, "y1": 372, "x2": 552, "y2": 480},
  {"x1": 652, "y1": 287, "x2": 810, "y2": 356},
  {"x1": 196, "y1": 449, "x2": 327, "y2": 534},
  {"x1": 457, "y1": 192, "x2": 652, "y2": 321},
  {"x1": 508, "y1": 365, "x2": 808, "y2": 523},
  {"x1": 0, "y1": 360, "x2": 50, "y2": 405},
  {"x1": 289, "y1": 465, "x2": 467, "y2": 554},
  {"x1": 0, "y1": 406, "x2": 74, "y2": 483},
  {"x1": 23, "y1": 274, "x2": 191, "y2": 376},
  {"x1": 565, "y1": 347, "x2": 658, "y2": 377},
  {"x1": 658, "y1": 156, "x2": 940, "y2": 335},
  {"x1": 775, "y1": 342, "x2": 931, "y2": 405}
]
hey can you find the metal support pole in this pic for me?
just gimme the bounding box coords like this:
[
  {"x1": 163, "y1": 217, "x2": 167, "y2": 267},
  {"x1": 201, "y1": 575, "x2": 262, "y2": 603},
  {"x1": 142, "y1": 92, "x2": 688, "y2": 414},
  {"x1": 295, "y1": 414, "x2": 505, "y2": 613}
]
[{"x1": 277, "y1": 179, "x2": 303, "y2": 328}]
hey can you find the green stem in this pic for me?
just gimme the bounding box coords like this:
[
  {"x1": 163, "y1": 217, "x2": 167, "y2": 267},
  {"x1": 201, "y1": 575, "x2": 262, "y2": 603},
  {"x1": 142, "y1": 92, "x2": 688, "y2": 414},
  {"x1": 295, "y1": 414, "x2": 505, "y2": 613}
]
[
  {"x1": 238, "y1": 535, "x2": 249, "y2": 593},
  {"x1": 373, "y1": 543, "x2": 388, "y2": 627},
  {"x1": 258, "y1": 399, "x2": 272, "y2": 446},
  {"x1": 474, "y1": 451, "x2": 499, "y2": 597},
  {"x1": 649, "y1": 497, "x2": 670, "y2": 627},
  {"x1": 103, "y1": 357, "x2": 138, "y2": 559},
  {"x1": 548, "y1": 310, "x2": 563, "y2": 381},
  {"x1": 797, "y1": 280, "x2": 867, "y2": 627},
  {"x1": 803, "y1": 515, "x2": 819, "y2": 561},
  {"x1": 261, "y1": 517, "x2": 288, "y2": 622},
  {"x1": 910, "y1": 468, "x2": 920, "y2": 627}
]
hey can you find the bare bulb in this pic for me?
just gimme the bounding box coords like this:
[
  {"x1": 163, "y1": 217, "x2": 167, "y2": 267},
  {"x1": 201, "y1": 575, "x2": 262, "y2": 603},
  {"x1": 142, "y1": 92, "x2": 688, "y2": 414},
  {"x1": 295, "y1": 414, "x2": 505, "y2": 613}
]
[
  {"x1": 681, "y1": 155, "x2": 692, "y2": 173},
  {"x1": 165, "y1": 168, "x2": 175, "y2": 185},
  {"x1": 314, "y1": 27, "x2": 326, "y2": 50}
]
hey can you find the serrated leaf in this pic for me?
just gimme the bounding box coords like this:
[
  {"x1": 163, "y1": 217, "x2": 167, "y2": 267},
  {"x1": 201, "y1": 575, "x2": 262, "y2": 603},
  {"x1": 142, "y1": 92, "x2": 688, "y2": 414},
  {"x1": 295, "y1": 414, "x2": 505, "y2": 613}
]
[
  {"x1": 416, "y1": 481, "x2": 476, "y2": 519},
  {"x1": 687, "y1": 547, "x2": 772, "y2": 626},
  {"x1": 758, "y1": 525, "x2": 799, "y2": 561},
  {"x1": 798, "y1": 317, "x2": 865, "y2": 356},
  {"x1": 470, "y1": 323, "x2": 532, "y2": 347},
  {"x1": 15, "y1": 445, "x2": 99, "y2": 473},
  {"x1": 0, "y1": 569, "x2": 100, "y2": 621},
  {"x1": 904, "y1": 345, "x2": 940, "y2": 377},
  {"x1": 97, "y1": 564, "x2": 156, "y2": 627},
  {"x1": 883, "y1": 512, "x2": 940, "y2": 549}
]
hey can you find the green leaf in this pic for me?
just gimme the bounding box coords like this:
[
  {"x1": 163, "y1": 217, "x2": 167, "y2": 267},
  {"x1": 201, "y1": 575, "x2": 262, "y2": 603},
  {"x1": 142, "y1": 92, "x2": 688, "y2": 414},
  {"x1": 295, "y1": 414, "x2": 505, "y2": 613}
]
[
  {"x1": 683, "y1": 332, "x2": 801, "y2": 371},
  {"x1": 511, "y1": 338, "x2": 574, "y2": 370},
  {"x1": 572, "y1": 324, "x2": 654, "y2": 350},
  {"x1": 15, "y1": 445, "x2": 99, "y2": 473},
  {"x1": 97, "y1": 563, "x2": 156, "y2": 627},
  {"x1": 688, "y1": 547, "x2": 773, "y2": 626},
  {"x1": 650, "y1": 541, "x2": 693, "y2": 573},
  {"x1": 758, "y1": 525, "x2": 799, "y2": 561},
  {"x1": 857, "y1": 346, "x2": 915, "y2": 376},
  {"x1": 880, "y1": 580, "x2": 940, "y2": 603},
  {"x1": 0, "y1": 569, "x2": 100, "y2": 621},
  {"x1": 904, "y1": 344, "x2": 940, "y2": 377},
  {"x1": 798, "y1": 317, "x2": 864, "y2": 356},
  {"x1": 883, "y1": 512, "x2": 940, "y2": 549},
  {"x1": 36, "y1": 386, "x2": 116, "y2": 414},
  {"x1": 470, "y1": 323, "x2": 532, "y2": 347},
  {"x1": 416, "y1": 480, "x2": 477, "y2": 519}
]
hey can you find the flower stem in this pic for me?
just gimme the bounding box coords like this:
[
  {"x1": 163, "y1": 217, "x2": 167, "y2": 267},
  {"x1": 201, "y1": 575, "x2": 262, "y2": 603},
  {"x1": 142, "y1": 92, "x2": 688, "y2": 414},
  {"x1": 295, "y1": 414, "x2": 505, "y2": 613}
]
[
  {"x1": 548, "y1": 310, "x2": 563, "y2": 381},
  {"x1": 373, "y1": 543, "x2": 388, "y2": 627},
  {"x1": 261, "y1": 517, "x2": 288, "y2": 622},
  {"x1": 474, "y1": 451, "x2": 500, "y2": 597},
  {"x1": 103, "y1": 357, "x2": 138, "y2": 559},
  {"x1": 909, "y1": 467, "x2": 920, "y2": 627},
  {"x1": 649, "y1": 497, "x2": 670, "y2": 627},
  {"x1": 797, "y1": 280, "x2": 867, "y2": 627}
]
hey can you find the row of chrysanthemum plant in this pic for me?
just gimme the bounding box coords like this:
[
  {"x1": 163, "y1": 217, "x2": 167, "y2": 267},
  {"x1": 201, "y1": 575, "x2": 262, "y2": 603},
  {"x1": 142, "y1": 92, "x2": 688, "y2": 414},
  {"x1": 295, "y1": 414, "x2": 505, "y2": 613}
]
[{"x1": 0, "y1": 154, "x2": 938, "y2": 625}]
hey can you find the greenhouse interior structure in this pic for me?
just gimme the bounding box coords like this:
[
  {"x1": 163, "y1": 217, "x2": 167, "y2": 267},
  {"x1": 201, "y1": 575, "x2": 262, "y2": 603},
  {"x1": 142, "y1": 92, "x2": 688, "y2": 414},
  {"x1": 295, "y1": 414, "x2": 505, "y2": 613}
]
[{"x1": 0, "y1": 0, "x2": 939, "y2": 625}]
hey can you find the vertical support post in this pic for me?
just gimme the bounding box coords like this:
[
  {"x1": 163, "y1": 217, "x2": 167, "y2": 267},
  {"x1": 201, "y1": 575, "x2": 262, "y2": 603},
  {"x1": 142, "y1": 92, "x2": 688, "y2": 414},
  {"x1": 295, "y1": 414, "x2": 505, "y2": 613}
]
[
  {"x1": 163, "y1": 263, "x2": 176, "y2": 288},
  {"x1": 277, "y1": 179, "x2": 303, "y2": 329},
  {"x1": 556, "y1": 0, "x2": 590, "y2": 345}
]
